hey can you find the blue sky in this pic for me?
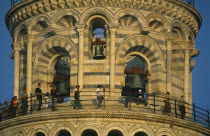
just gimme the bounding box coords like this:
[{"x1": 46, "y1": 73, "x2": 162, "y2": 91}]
[{"x1": 0, "y1": 1, "x2": 209, "y2": 110}]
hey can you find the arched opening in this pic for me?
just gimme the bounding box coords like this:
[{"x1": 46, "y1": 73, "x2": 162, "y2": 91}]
[
  {"x1": 35, "y1": 132, "x2": 45, "y2": 136},
  {"x1": 47, "y1": 47, "x2": 71, "y2": 99},
  {"x1": 31, "y1": 21, "x2": 48, "y2": 35},
  {"x1": 56, "y1": 15, "x2": 76, "y2": 28},
  {"x1": 125, "y1": 55, "x2": 149, "y2": 92},
  {"x1": 108, "y1": 130, "x2": 124, "y2": 136},
  {"x1": 57, "y1": 129, "x2": 71, "y2": 136},
  {"x1": 149, "y1": 20, "x2": 166, "y2": 33},
  {"x1": 134, "y1": 131, "x2": 148, "y2": 136},
  {"x1": 124, "y1": 54, "x2": 150, "y2": 104},
  {"x1": 16, "y1": 29, "x2": 28, "y2": 43},
  {"x1": 118, "y1": 15, "x2": 141, "y2": 28},
  {"x1": 81, "y1": 129, "x2": 98, "y2": 136},
  {"x1": 88, "y1": 16, "x2": 107, "y2": 60},
  {"x1": 53, "y1": 56, "x2": 71, "y2": 98},
  {"x1": 172, "y1": 26, "x2": 185, "y2": 41}
]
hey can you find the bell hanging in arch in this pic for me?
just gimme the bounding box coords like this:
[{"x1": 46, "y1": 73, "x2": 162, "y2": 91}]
[
  {"x1": 93, "y1": 44, "x2": 106, "y2": 60},
  {"x1": 132, "y1": 74, "x2": 143, "y2": 89},
  {"x1": 58, "y1": 80, "x2": 68, "y2": 95}
]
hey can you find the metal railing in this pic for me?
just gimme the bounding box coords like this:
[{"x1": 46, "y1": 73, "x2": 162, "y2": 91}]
[{"x1": 0, "y1": 91, "x2": 209, "y2": 128}]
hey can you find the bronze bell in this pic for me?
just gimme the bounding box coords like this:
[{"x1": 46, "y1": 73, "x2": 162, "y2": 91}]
[
  {"x1": 132, "y1": 74, "x2": 143, "y2": 88},
  {"x1": 58, "y1": 80, "x2": 67, "y2": 95},
  {"x1": 93, "y1": 44, "x2": 106, "y2": 60}
]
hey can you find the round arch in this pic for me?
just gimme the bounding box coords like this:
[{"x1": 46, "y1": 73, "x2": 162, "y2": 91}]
[
  {"x1": 28, "y1": 14, "x2": 52, "y2": 33},
  {"x1": 116, "y1": 35, "x2": 165, "y2": 68},
  {"x1": 170, "y1": 20, "x2": 187, "y2": 41},
  {"x1": 129, "y1": 125, "x2": 155, "y2": 136},
  {"x1": 86, "y1": 15, "x2": 109, "y2": 26},
  {"x1": 125, "y1": 51, "x2": 151, "y2": 72},
  {"x1": 79, "y1": 7, "x2": 113, "y2": 24},
  {"x1": 75, "y1": 123, "x2": 101, "y2": 136},
  {"x1": 52, "y1": 9, "x2": 80, "y2": 24},
  {"x1": 145, "y1": 13, "x2": 170, "y2": 31},
  {"x1": 155, "y1": 127, "x2": 177, "y2": 136},
  {"x1": 14, "y1": 23, "x2": 28, "y2": 43},
  {"x1": 113, "y1": 8, "x2": 145, "y2": 28},
  {"x1": 27, "y1": 125, "x2": 49, "y2": 136},
  {"x1": 49, "y1": 122, "x2": 75, "y2": 136},
  {"x1": 104, "y1": 123, "x2": 128, "y2": 136},
  {"x1": 11, "y1": 130, "x2": 26, "y2": 136},
  {"x1": 33, "y1": 35, "x2": 78, "y2": 92},
  {"x1": 34, "y1": 35, "x2": 78, "y2": 67}
]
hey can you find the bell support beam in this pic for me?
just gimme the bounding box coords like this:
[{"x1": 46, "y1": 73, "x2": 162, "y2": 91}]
[
  {"x1": 13, "y1": 43, "x2": 21, "y2": 98},
  {"x1": 76, "y1": 24, "x2": 86, "y2": 89}
]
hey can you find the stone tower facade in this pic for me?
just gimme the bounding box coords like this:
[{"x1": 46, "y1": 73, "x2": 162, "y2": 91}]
[{"x1": 1, "y1": 0, "x2": 209, "y2": 136}]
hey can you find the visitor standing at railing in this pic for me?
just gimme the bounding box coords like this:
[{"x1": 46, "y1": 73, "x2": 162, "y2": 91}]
[
  {"x1": 42, "y1": 93, "x2": 52, "y2": 108},
  {"x1": 20, "y1": 88, "x2": 28, "y2": 115},
  {"x1": 96, "y1": 85, "x2": 104, "y2": 109},
  {"x1": 178, "y1": 95, "x2": 186, "y2": 119},
  {"x1": 73, "y1": 85, "x2": 82, "y2": 109},
  {"x1": 35, "y1": 83, "x2": 43, "y2": 111},
  {"x1": 121, "y1": 83, "x2": 131, "y2": 108},
  {"x1": 51, "y1": 86, "x2": 61, "y2": 103},
  {"x1": 2, "y1": 101, "x2": 9, "y2": 120},
  {"x1": 136, "y1": 90, "x2": 147, "y2": 106},
  {"x1": 163, "y1": 92, "x2": 171, "y2": 116},
  {"x1": 11, "y1": 96, "x2": 18, "y2": 117}
]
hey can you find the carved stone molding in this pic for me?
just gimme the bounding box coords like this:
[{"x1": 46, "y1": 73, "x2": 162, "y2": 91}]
[
  {"x1": 6, "y1": 0, "x2": 201, "y2": 36},
  {"x1": 0, "y1": 111, "x2": 209, "y2": 135}
]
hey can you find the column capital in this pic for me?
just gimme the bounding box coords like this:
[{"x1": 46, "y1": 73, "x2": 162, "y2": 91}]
[
  {"x1": 165, "y1": 32, "x2": 176, "y2": 43},
  {"x1": 76, "y1": 24, "x2": 86, "y2": 34},
  {"x1": 13, "y1": 43, "x2": 21, "y2": 52},
  {"x1": 108, "y1": 23, "x2": 119, "y2": 34}
]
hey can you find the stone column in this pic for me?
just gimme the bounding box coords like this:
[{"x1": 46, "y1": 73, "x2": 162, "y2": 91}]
[
  {"x1": 27, "y1": 36, "x2": 33, "y2": 95},
  {"x1": 184, "y1": 49, "x2": 190, "y2": 104},
  {"x1": 166, "y1": 37, "x2": 172, "y2": 94},
  {"x1": 14, "y1": 44, "x2": 21, "y2": 98},
  {"x1": 109, "y1": 24, "x2": 118, "y2": 93},
  {"x1": 76, "y1": 24, "x2": 86, "y2": 89}
]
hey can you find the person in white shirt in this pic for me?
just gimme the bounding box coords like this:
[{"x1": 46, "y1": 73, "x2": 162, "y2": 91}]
[
  {"x1": 42, "y1": 93, "x2": 52, "y2": 108},
  {"x1": 96, "y1": 85, "x2": 104, "y2": 108},
  {"x1": 20, "y1": 88, "x2": 28, "y2": 114}
]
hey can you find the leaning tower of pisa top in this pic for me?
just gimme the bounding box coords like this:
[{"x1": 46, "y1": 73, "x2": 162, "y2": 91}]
[{"x1": 1, "y1": 0, "x2": 209, "y2": 136}]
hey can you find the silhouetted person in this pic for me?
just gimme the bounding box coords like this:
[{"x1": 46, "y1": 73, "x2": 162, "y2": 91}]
[
  {"x1": 178, "y1": 95, "x2": 186, "y2": 119},
  {"x1": 121, "y1": 83, "x2": 131, "y2": 108},
  {"x1": 35, "y1": 83, "x2": 43, "y2": 111},
  {"x1": 11, "y1": 96, "x2": 18, "y2": 118},
  {"x1": 163, "y1": 92, "x2": 171, "y2": 116},
  {"x1": 73, "y1": 85, "x2": 82, "y2": 109}
]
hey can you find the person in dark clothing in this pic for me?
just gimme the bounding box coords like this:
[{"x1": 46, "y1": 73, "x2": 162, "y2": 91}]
[
  {"x1": 136, "y1": 90, "x2": 147, "y2": 106},
  {"x1": 73, "y1": 85, "x2": 82, "y2": 109},
  {"x1": 11, "y1": 96, "x2": 18, "y2": 118},
  {"x1": 121, "y1": 83, "x2": 131, "y2": 108},
  {"x1": 51, "y1": 86, "x2": 61, "y2": 103},
  {"x1": 35, "y1": 83, "x2": 43, "y2": 111},
  {"x1": 178, "y1": 95, "x2": 186, "y2": 119}
]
